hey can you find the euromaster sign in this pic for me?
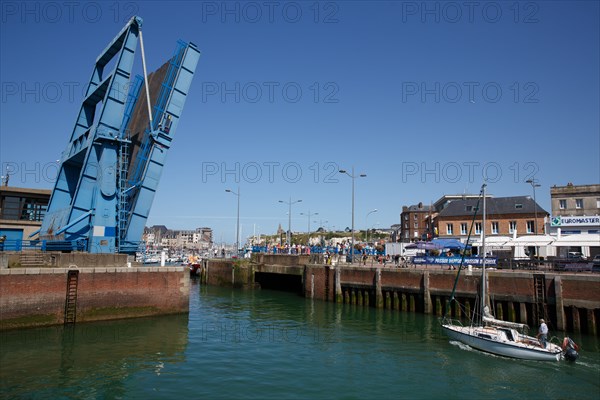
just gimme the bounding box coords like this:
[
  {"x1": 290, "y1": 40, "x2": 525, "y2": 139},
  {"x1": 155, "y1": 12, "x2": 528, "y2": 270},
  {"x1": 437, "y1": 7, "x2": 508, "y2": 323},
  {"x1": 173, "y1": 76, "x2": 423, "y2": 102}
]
[{"x1": 551, "y1": 216, "x2": 600, "y2": 227}]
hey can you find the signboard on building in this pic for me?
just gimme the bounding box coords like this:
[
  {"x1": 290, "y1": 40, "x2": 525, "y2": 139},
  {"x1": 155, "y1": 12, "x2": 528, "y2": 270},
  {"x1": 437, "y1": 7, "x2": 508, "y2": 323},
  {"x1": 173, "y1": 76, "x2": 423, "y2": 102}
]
[
  {"x1": 412, "y1": 256, "x2": 497, "y2": 266},
  {"x1": 551, "y1": 216, "x2": 600, "y2": 227}
]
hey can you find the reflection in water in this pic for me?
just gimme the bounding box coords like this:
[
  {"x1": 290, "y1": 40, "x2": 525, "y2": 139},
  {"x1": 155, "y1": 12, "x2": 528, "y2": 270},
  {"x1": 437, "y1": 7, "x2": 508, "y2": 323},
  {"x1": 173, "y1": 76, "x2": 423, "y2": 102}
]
[
  {"x1": 2, "y1": 281, "x2": 599, "y2": 400},
  {"x1": 1, "y1": 314, "x2": 189, "y2": 398}
]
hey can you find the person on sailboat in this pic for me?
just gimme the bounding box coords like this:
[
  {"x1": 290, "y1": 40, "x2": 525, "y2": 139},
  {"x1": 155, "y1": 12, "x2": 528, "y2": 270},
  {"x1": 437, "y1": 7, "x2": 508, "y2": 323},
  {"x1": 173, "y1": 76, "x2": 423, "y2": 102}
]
[
  {"x1": 561, "y1": 336, "x2": 580, "y2": 361},
  {"x1": 537, "y1": 319, "x2": 549, "y2": 348}
]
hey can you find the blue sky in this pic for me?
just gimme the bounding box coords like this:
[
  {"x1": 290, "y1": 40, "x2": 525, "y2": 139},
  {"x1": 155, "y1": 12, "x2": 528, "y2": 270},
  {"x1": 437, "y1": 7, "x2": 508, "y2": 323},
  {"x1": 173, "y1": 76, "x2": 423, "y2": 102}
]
[{"x1": 1, "y1": 1, "x2": 599, "y2": 244}]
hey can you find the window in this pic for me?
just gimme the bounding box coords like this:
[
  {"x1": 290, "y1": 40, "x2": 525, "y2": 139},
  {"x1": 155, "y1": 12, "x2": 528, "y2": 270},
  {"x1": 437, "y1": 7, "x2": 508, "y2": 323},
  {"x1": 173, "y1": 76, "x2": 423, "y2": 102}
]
[
  {"x1": 414, "y1": 222, "x2": 418, "y2": 229},
  {"x1": 446, "y1": 223, "x2": 453, "y2": 235},
  {"x1": 509, "y1": 221, "x2": 517, "y2": 234},
  {"x1": 404, "y1": 215, "x2": 408, "y2": 221},
  {"x1": 575, "y1": 199, "x2": 583, "y2": 209},
  {"x1": 527, "y1": 221, "x2": 535, "y2": 233},
  {"x1": 559, "y1": 199, "x2": 566, "y2": 209},
  {"x1": 0, "y1": 195, "x2": 47, "y2": 222},
  {"x1": 414, "y1": 215, "x2": 418, "y2": 220},
  {"x1": 475, "y1": 222, "x2": 482, "y2": 234},
  {"x1": 460, "y1": 223, "x2": 467, "y2": 235},
  {"x1": 491, "y1": 222, "x2": 499, "y2": 235},
  {"x1": 515, "y1": 204, "x2": 523, "y2": 209},
  {"x1": 0, "y1": 196, "x2": 21, "y2": 220},
  {"x1": 466, "y1": 205, "x2": 473, "y2": 212},
  {"x1": 597, "y1": 199, "x2": 600, "y2": 208},
  {"x1": 404, "y1": 223, "x2": 408, "y2": 229}
]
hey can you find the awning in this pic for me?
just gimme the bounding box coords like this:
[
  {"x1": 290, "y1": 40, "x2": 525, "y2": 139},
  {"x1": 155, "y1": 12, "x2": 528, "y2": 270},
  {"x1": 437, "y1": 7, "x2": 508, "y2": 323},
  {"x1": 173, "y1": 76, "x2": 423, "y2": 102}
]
[
  {"x1": 553, "y1": 233, "x2": 600, "y2": 247},
  {"x1": 416, "y1": 239, "x2": 467, "y2": 250},
  {"x1": 506, "y1": 235, "x2": 555, "y2": 247}
]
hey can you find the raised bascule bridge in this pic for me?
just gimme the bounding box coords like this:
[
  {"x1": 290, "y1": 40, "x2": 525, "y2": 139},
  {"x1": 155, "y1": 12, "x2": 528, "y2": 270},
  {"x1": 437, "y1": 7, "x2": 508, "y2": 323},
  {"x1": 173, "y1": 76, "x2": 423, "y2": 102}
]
[{"x1": 34, "y1": 16, "x2": 200, "y2": 255}]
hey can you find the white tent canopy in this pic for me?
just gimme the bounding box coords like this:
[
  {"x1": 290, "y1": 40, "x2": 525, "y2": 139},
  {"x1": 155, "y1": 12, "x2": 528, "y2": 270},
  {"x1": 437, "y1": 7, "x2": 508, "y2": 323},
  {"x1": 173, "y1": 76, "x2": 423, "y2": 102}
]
[
  {"x1": 507, "y1": 235, "x2": 556, "y2": 247},
  {"x1": 472, "y1": 236, "x2": 512, "y2": 248},
  {"x1": 552, "y1": 233, "x2": 600, "y2": 247}
]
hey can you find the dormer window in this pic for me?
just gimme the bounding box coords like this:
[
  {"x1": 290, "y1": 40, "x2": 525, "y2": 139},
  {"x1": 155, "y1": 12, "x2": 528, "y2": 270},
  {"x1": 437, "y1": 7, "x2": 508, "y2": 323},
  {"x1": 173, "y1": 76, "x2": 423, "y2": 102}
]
[
  {"x1": 466, "y1": 205, "x2": 473, "y2": 212},
  {"x1": 515, "y1": 204, "x2": 523, "y2": 209}
]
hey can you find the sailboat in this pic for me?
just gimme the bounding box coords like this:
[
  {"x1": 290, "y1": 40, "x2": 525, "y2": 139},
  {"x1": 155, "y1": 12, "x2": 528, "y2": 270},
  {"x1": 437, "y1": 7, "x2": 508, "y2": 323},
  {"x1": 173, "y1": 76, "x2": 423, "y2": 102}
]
[{"x1": 441, "y1": 183, "x2": 576, "y2": 362}]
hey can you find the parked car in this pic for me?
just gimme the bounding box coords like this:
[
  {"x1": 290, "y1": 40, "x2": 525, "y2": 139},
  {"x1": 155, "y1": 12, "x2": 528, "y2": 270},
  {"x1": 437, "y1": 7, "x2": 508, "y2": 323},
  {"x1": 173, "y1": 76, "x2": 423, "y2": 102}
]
[
  {"x1": 592, "y1": 255, "x2": 600, "y2": 273},
  {"x1": 567, "y1": 251, "x2": 587, "y2": 261}
]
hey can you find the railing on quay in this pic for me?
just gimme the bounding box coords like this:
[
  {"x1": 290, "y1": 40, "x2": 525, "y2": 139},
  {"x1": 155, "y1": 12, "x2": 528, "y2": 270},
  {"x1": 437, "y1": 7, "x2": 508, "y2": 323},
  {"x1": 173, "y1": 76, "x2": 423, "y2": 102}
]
[
  {"x1": 251, "y1": 245, "x2": 384, "y2": 256},
  {"x1": 247, "y1": 246, "x2": 598, "y2": 273},
  {"x1": 0, "y1": 239, "x2": 87, "y2": 252}
]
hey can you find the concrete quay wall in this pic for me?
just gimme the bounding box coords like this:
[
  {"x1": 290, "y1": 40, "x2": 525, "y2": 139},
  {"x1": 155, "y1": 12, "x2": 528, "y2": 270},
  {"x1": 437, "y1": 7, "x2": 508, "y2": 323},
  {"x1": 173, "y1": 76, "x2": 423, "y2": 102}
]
[
  {"x1": 1, "y1": 251, "x2": 130, "y2": 268},
  {"x1": 203, "y1": 257, "x2": 600, "y2": 335},
  {"x1": 0, "y1": 267, "x2": 189, "y2": 330}
]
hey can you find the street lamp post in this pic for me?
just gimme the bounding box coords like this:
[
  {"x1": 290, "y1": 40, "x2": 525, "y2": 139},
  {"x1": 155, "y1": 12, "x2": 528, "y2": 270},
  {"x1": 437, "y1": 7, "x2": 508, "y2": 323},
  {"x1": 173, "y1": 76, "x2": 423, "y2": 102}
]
[
  {"x1": 279, "y1": 197, "x2": 302, "y2": 247},
  {"x1": 300, "y1": 211, "x2": 318, "y2": 245},
  {"x1": 525, "y1": 178, "x2": 541, "y2": 235},
  {"x1": 526, "y1": 178, "x2": 541, "y2": 260},
  {"x1": 366, "y1": 209, "x2": 378, "y2": 242},
  {"x1": 339, "y1": 167, "x2": 367, "y2": 263},
  {"x1": 225, "y1": 187, "x2": 240, "y2": 256}
]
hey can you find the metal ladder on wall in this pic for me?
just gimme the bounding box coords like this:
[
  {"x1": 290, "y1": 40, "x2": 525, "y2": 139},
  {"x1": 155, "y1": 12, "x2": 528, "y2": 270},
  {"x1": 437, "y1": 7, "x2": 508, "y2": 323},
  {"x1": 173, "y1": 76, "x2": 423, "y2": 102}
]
[
  {"x1": 117, "y1": 138, "x2": 130, "y2": 251},
  {"x1": 64, "y1": 270, "x2": 79, "y2": 324},
  {"x1": 533, "y1": 274, "x2": 547, "y2": 323}
]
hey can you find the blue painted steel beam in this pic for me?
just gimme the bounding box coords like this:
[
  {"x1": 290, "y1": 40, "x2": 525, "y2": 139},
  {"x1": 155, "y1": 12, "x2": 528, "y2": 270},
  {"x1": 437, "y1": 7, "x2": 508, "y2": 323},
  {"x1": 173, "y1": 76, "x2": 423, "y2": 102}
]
[
  {"x1": 119, "y1": 42, "x2": 200, "y2": 253},
  {"x1": 40, "y1": 16, "x2": 200, "y2": 254},
  {"x1": 41, "y1": 17, "x2": 143, "y2": 253}
]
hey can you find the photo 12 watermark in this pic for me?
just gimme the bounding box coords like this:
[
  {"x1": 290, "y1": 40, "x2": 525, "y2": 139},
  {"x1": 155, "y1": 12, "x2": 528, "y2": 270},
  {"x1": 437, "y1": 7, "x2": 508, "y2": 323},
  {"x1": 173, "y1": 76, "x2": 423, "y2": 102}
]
[
  {"x1": 200, "y1": 81, "x2": 340, "y2": 104},
  {"x1": 1, "y1": 80, "x2": 138, "y2": 104},
  {"x1": 401, "y1": 81, "x2": 540, "y2": 104},
  {"x1": 401, "y1": 161, "x2": 540, "y2": 184},
  {"x1": 198, "y1": 1, "x2": 340, "y2": 24},
  {"x1": 399, "y1": 1, "x2": 540, "y2": 24},
  {"x1": 1, "y1": 161, "x2": 60, "y2": 186},
  {"x1": 1, "y1": 1, "x2": 140, "y2": 24},
  {"x1": 200, "y1": 161, "x2": 341, "y2": 184}
]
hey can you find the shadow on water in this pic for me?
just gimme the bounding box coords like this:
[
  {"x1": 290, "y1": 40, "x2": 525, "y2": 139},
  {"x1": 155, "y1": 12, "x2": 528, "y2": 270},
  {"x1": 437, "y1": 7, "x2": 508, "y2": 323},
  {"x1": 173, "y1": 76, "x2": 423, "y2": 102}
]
[{"x1": 0, "y1": 314, "x2": 189, "y2": 398}]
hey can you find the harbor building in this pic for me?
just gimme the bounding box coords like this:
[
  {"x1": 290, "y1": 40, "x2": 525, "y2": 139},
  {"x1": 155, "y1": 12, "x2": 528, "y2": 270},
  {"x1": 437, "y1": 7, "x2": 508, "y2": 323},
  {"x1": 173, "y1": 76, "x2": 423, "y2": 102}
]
[
  {"x1": 434, "y1": 195, "x2": 547, "y2": 240},
  {"x1": 399, "y1": 203, "x2": 433, "y2": 242},
  {"x1": 0, "y1": 186, "x2": 51, "y2": 249},
  {"x1": 549, "y1": 183, "x2": 600, "y2": 235}
]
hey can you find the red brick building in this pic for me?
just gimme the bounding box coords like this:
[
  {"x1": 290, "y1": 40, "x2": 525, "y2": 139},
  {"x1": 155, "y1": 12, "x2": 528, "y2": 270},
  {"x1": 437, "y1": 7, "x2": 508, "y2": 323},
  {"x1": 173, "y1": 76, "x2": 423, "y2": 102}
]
[
  {"x1": 434, "y1": 196, "x2": 547, "y2": 240},
  {"x1": 400, "y1": 203, "x2": 433, "y2": 242}
]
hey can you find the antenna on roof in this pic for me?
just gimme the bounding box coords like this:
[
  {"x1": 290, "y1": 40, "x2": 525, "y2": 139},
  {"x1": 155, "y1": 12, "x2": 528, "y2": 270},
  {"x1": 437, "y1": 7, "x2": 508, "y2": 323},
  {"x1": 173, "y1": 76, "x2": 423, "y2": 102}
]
[{"x1": 1, "y1": 165, "x2": 10, "y2": 186}]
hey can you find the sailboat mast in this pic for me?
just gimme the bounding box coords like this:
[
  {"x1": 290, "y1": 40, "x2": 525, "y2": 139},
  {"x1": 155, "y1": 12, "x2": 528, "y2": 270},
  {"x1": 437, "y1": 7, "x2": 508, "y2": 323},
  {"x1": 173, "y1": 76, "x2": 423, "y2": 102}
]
[{"x1": 481, "y1": 183, "x2": 487, "y2": 320}]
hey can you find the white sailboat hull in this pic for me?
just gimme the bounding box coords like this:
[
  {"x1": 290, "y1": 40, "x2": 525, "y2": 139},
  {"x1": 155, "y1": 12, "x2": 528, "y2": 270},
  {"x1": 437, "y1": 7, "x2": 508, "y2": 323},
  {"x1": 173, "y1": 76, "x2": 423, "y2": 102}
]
[{"x1": 442, "y1": 324, "x2": 562, "y2": 361}]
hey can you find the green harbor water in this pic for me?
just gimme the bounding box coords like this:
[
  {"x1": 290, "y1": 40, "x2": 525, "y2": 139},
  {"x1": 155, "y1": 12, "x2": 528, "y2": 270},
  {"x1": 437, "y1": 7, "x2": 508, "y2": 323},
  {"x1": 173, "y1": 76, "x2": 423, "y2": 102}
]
[{"x1": 1, "y1": 279, "x2": 599, "y2": 399}]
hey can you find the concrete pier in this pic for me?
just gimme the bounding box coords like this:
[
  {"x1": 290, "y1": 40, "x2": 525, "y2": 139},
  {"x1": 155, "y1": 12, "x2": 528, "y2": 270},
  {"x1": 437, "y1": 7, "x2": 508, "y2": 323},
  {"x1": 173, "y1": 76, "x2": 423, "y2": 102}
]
[{"x1": 199, "y1": 255, "x2": 600, "y2": 335}]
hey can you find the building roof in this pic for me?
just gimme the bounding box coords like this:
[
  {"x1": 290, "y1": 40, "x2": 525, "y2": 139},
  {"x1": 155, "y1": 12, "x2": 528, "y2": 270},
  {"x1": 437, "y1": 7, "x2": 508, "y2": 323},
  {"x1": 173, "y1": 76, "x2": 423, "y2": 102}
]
[
  {"x1": 402, "y1": 203, "x2": 433, "y2": 212},
  {"x1": 437, "y1": 196, "x2": 547, "y2": 217},
  {"x1": 550, "y1": 183, "x2": 600, "y2": 196},
  {"x1": 0, "y1": 186, "x2": 51, "y2": 196},
  {"x1": 433, "y1": 194, "x2": 483, "y2": 211}
]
